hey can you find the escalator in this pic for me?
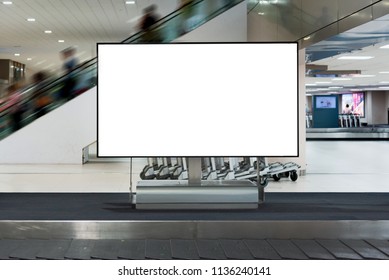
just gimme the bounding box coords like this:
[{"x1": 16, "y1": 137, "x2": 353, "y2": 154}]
[{"x1": 0, "y1": 0, "x2": 244, "y2": 163}]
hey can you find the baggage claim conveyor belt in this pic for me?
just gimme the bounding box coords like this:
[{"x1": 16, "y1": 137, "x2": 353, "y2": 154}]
[{"x1": 1, "y1": 192, "x2": 389, "y2": 260}]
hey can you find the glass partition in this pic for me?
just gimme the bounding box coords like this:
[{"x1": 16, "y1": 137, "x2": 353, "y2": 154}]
[{"x1": 248, "y1": 0, "x2": 381, "y2": 43}]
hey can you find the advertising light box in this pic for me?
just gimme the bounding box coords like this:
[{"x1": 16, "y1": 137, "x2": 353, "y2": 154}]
[
  {"x1": 341, "y1": 92, "x2": 365, "y2": 117},
  {"x1": 97, "y1": 43, "x2": 298, "y2": 157},
  {"x1": 315, "y1": 96, "x2": 337, "y2": 109}
]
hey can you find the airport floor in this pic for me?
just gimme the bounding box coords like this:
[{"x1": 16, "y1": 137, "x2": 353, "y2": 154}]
[
  {"x1": 1, "y1": 140, "x2": 389, "y2": 260},
  {"x1": 0, "y1": 140, "x2": 388, "y2": 193}
]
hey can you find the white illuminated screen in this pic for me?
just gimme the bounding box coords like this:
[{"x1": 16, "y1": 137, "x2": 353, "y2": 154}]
[{"x1": 97, "y1": 43, "x2": 298, "y2": 157}]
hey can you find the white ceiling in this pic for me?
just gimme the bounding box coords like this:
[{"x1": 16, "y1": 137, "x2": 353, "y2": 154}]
[
  {"x1": 0, "y1": 0, "x2": 178, "y2": 74},
  {"x1": 2, "y1": 0, "x2": 389, "y2": 93},
  {"x1": 306, "y1": 14, "x2": 389, "y2": 94}
]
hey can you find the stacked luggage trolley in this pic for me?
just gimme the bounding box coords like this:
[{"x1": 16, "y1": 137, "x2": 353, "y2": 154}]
[
  {"x1": 339, "y1": 114, "x2": 362, "y2": 128},
  {"x1": 139, "y1": 157, "x2": 301, "y2": 187},
  {"x1": 201, "y1": 157, "x2": 300, "y2": 187},
  {"x1": 133, "y1": 157, "x2": 300, "y2": 210}
]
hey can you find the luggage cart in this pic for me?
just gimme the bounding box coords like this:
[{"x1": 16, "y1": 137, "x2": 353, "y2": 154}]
[
  {"x1": 259, "y1": 161, "x2": 301, "y2": 186},
  {"x1": 235, "y1": 158, "x2": 300, "y2": 187}
]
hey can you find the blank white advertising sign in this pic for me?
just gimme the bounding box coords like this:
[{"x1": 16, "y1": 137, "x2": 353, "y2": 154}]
[{"x1": 97, "y1": 43, "x2": 298, "y2": 157}]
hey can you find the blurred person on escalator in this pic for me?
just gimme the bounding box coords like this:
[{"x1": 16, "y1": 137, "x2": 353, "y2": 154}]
[
  {"x1": 32, "y1": 71, "x2": 52, "y2": 118},
  {"x1": 59, "y1": 46, "x2": 79, "y2": 101},
  {"x1": 3, "y1": 82, "x2": 25, "y2": 132},
  {"x1": 137, "y1": 4, "x2": 162, "y2": 42}
]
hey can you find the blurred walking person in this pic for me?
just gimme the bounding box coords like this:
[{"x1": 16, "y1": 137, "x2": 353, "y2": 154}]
[
  {"x1": 59, "y1": 46, "x2": 79, "y2": 101},
  {"x1": 137, "y1": 5, "x2": 162, "y2": 42}
]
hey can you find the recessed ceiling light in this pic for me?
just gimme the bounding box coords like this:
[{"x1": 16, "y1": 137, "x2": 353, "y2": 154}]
[
  {"x1": 338, "y1": 56, "x2": 374, "y2": 60},
  {"x1": 328, "y1": 86, "x2": 343, "y2": 89},
  {"x1": 44, "y1": 30, "x2": 52, "y2": 34},
  {"x1": 315, "y1": 81, "x2": 332, "y2": 84},
  {"x1": 125, "y1": 0, "x2": 135, "y2": 4},
  {"x1": 58, "y1": 40, "x2": 65, "y2": 43},
  {"x1": 303, "y1": 36, "x2": 311, "y2": 41},
  {"x1": 2, "y1": 1, "x2": 13, "y2": 5},
  {"x1": 27, "y1": 18, "x2": 36, "y2": 22},
  {"x1": 379, "y1": 44, "x2": 389, "y2": 49},
  {"x1": 35, "y1": 60, "x2": 46, "y2": 66},
  {"x1": 14, "y1": 53, "x2": 20, "y2": 56},
  {"x1": 379, "y1": 71, "x2": 389, "y2": 74},
  {"x1": 27, "y1": 58, "x2": 32, "y2": 61}
]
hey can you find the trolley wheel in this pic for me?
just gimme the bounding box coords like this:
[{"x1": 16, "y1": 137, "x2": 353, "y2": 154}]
[
  {"x1": 140, "y1": 171, "x2": 145, "y2": 180},
  {"x1": 259, "y1": 177, "x2": 268, "y2": 187},
  {"x1": 290, "y1": 171, "x2": 298, "y2": 181},
  {"x1": 272, "y1": 174, "x2": 281, "y2": 181},
  {"x1": 284, "y1": 171, "x2": 290, "y2": 177}
]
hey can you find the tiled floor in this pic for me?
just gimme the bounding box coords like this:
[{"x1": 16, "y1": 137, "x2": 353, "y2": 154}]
[{"x1": 0, "y1": 140, "x2": 388, "y2": 193}]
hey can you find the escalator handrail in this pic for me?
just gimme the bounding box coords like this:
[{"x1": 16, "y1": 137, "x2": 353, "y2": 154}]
[{"x1": 121, "y1": 0, "x2": 205, "y2": 44}]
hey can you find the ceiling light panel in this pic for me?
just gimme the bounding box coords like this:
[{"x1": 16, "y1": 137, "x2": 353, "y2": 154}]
[{"x1": 337, "y1": 56, "x2": 374, "y2": 60}]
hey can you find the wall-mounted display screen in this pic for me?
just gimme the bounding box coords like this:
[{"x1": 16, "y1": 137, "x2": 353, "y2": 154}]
[
  {"x1": 97, "y1": 43, "x2": 298, "y2": 157},
  {"x1": 341, "y1": 92, "x2": 364, "y2": 117},
  {"x1": 315, "y1": 96, "x2": 337, "y2": 109}
]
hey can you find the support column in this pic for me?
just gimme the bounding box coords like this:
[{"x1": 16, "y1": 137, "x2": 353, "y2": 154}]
[{"x1": 187, "y1": 157, "x2": 202, "y2": 185}]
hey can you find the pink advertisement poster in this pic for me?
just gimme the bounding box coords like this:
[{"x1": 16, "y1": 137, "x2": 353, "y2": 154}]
[{"x1": 342, "y1": 93, "x2": 364, "y2": 116}]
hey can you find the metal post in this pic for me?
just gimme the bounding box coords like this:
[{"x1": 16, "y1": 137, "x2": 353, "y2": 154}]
[
  {"x1": 257, "y1": 156, "x2": 265, "y2": 203},
  {"x1": 188, "y1": 157, "x2": 202, "y2": 185}
]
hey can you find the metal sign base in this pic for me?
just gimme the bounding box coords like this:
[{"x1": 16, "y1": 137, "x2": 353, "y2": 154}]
[{"x1": 135, "y1": 180, "x2": 259, "y2": 210}]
